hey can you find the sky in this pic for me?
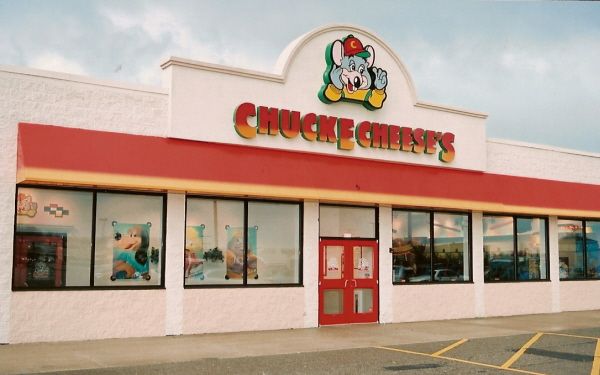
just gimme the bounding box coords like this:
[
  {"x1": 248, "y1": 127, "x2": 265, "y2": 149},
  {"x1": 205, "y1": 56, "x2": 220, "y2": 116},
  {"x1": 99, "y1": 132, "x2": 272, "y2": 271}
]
[{"x1": 1, "y1": 0, "x2": 599, "y2": 153}]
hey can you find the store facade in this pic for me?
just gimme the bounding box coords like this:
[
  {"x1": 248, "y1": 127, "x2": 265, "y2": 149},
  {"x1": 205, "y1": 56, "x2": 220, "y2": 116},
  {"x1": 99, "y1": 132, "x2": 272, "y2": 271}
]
[{"x1": 1, "y1": 25, "x2": 600, "y2": 344}]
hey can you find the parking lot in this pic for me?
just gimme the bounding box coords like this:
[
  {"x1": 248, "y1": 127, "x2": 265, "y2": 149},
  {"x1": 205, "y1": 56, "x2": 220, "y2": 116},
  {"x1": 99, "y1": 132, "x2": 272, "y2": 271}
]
[{"x1": 38, "y1": 327, "x2": 600, "y2": 375}]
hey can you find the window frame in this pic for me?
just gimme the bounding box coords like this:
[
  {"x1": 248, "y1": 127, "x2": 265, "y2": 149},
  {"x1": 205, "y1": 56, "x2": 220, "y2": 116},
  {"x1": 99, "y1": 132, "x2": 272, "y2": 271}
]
[
  {"x1": 318, "y1": 203, "x2": 378, "y2": 240},
  {"x1": 12, "y1": 184, "x2": 167, "y2": 291},
  {"x1": 483, "y1": 213, "x2": 550, "y2": 283},
  {"x1": 392, "y1": 208, "x2": 473, "y2": 285},
  {"x1": 557, "y1": 217, "x2": 600, "y2": 281},
  {"x1": 184, "y1": 195, "x2": 304, "y2": 289}
]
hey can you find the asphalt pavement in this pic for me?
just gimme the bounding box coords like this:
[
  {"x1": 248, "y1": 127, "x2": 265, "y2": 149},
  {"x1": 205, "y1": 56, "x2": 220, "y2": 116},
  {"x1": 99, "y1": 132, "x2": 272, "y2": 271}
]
[{"x1": 1, "y1": 310, "x2": 599, "y2": 375}]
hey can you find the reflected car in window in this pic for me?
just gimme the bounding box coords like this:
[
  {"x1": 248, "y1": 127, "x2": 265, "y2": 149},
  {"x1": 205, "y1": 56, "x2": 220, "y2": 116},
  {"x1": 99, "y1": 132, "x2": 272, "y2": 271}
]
[{"x1": 408, "y1": 268, "x2": 460, "y2": 282}]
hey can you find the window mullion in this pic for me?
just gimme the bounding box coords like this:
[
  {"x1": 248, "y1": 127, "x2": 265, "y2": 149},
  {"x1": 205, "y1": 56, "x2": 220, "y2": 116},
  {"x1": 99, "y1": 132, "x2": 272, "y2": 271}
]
[
  {"x1": 430, "y1": 211, "x2": 434, "y2": 282},
  {"x1": 243, "y1": 200, "x2": 249, "y2": 286},
  {"x1": 582, "y1": 220, "x2": 588, "y2": 279},
  {"x1": 90, "y1": 191, "x2": 97, "y2": 287},
  {"x1": 513, "y1": 217, "x2": 518, "y2": 281}
]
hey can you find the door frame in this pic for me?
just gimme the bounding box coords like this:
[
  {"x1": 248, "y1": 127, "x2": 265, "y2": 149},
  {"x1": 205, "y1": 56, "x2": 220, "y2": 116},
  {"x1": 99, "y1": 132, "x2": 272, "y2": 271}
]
[{"x1": 318, "y1": 239, "x2": 379, "y2": 325}]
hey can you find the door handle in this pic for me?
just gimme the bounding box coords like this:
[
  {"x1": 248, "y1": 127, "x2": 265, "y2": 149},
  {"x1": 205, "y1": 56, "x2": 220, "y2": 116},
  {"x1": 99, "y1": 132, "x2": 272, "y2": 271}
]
[
  {"x1": 344, "y1": 280, "x2": 349, "y2": 288},
  {"x1": 352, "y1": 280, "x2": 357, "y2": 287}
]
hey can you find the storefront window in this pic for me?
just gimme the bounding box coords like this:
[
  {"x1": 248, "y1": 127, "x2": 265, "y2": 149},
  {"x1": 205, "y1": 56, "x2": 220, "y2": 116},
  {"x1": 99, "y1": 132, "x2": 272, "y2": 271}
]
[
  {"x1": 13, "y1": 187, "x2": 165, "y2": 290},
  {"x1": 94, "y1": 192, "x2": 165, "y2": 287},
  {"x1": 587, "y1": 221, "x2": 600, "y2": 279},
  {"x1": 392, "y1": 210, "x2": 470, "y2": 283},
  {"x1": 516, "y1": 218, "x2": 547, "y2": 280},
  {"x1": 13, "y1": 187, "x2": 93, "y2": 289},
  {"x1": 185, "y1": 197, "x2": 302, "y2": 287},
  {"x1": 483, "y1": 216, "x2": 515, "y2": 281},
  {"x1": 247, "y1": 202, "x2": 301, "y2": 285},
  {"x1": 185, "y1": 198, "x2": 244, "y2": 286},
  {"x1": 484, "y1": 215, "x2": 548, "y2": 282},
  {"x1": 433, "y1": 213, "x2": 470, "y2": 282},
  {"x1": 559, "y1": 219, "x2": 600, "y2": 280},
  {"x1": 320, "y1": 205, "x2": 376, "y2": 238}
]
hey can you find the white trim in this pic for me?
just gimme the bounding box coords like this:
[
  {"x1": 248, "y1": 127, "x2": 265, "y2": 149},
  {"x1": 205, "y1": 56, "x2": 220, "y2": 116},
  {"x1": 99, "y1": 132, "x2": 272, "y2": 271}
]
[
  {"x1": 415, "y1": 101, "x2": 488, "y2": 119},
  {"x1": 0, "y1": 65, "x2": 168, "y2": 95},
  {"x1": 160, "y1": 57, "x2": 282, "y2": 83},
  {"x1": 487, "y1": 138, "x2": 600, "y2": 159}
]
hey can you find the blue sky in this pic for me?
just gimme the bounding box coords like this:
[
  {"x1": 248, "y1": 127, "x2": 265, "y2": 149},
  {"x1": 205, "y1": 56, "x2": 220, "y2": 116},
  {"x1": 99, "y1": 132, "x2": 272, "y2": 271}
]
[{"x1": 1, "y1": 0, "x2": 599, "y2": 153}]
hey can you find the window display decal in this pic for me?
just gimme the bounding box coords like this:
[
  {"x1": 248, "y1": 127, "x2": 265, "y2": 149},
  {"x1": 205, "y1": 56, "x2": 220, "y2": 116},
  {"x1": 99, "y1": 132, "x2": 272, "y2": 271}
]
[
  {"x1": 110, "y1": 221, "x2": 154, "y2": 281},
  {"x1": 17, "y1": 193, "x2": 38, "y2": 217},
  {"x1": 318, "y1": 34, "x2": 388, "y2": 110},
  {"x1": 327, "y1": 257, "x2": 339, "y2": 272},
  {"x1": 185, "y1": 225, "x2": 207, "y2": 280},
  {"x1": 44, "y1": 203, "x2": 70, "y2": 218},
  {"x1": 225, "y1": 225, "x2": 258, "y2": 280}
]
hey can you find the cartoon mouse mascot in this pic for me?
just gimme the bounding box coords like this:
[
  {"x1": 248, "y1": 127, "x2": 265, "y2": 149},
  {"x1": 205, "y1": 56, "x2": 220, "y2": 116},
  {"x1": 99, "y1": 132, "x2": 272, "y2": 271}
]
[{"x1": 319, "y1": 34, "x2": 388, "y2": 110}]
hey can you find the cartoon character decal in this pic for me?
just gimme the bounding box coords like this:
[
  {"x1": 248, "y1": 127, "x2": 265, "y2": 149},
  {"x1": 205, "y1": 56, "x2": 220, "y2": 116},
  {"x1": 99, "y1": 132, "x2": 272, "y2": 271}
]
[
  {"x1": 319, "y1": 34, "x2": 388, "y2": 110},
  {"x1": 17, "y1": 193, "x2": 38, "y2": 217},
  {"x1": 110, "y1": 222, "x2": 153, "y2": 281},
  {"x1": 225, "y1": 226, "x2": 258, "y2": 280}
]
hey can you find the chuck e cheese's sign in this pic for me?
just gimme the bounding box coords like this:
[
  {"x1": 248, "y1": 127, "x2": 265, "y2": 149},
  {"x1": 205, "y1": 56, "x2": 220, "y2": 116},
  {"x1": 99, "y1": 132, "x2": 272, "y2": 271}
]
[
  {"x1": 164, "y1": 27, "x2": 487, "y2": 170},
  {"x1": 234, "y1": 102, "x2": 456, "y2": 163},
  {"x1": 233, "y1": 34, "x2": 455, "y2": 163}
]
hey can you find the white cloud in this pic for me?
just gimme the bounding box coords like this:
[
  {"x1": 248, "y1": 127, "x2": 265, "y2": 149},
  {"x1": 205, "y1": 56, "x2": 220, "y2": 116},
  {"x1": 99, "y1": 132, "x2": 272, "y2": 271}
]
[
  {"x1": 27, "y1": 52, "x2": 88, "y2": 76},
  {"x1": 99, "y1": 4, "x2": 272, "y2": 73}
]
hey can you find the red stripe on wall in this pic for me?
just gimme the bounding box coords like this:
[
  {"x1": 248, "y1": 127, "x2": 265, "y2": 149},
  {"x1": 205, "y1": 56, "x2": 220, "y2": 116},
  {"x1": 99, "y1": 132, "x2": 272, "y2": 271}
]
[{"x1": 17, "y1": 122, "x2": 600, "y2": 212}]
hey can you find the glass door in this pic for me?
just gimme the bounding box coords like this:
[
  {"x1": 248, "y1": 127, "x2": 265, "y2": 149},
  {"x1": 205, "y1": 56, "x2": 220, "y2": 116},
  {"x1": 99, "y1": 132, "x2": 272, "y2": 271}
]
[{"x1": 319, "y1": 239, "x2": 378, "y2": 325}]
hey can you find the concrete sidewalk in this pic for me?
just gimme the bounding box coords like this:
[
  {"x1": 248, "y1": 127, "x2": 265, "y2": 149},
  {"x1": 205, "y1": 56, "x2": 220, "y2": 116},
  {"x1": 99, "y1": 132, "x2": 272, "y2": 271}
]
[{"x1": 1, "y1": 310, "x2": 599, "y2": 374}]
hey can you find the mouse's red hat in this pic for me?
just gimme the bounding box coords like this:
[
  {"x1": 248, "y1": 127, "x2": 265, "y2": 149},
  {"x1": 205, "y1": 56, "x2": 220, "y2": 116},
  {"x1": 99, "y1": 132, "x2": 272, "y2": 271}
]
[{"x1": 343, "y1": 35, "x2": 370, "y2": 58}]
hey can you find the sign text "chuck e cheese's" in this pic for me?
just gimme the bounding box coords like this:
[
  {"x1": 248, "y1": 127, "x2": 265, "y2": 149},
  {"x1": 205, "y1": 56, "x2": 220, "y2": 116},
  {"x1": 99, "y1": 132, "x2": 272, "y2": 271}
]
[{"x1": 233, "y1": 102, "x2": 456, "y2": 163}]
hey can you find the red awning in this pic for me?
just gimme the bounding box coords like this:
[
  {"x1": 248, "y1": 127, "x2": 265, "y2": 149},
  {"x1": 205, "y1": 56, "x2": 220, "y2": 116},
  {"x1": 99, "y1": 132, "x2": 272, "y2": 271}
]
[{"x1": 16, "y1": 122, "x2": 600, "y2": 217}]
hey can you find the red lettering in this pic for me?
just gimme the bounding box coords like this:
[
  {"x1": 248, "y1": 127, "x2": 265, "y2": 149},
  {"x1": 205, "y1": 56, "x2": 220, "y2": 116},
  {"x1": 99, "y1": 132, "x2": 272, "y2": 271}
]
[
  {"x1": 371, "y1": 123, "x2": 389, "y2": 149},
  {"x1": 257, "y1": 106, "x2": 279, "y2": 135},
  {"x1": 233, "y1": 102, "x2": 257, "y2": 139},
  {"x1": 279, "y1": 109, "x2": 301, "y2": 139},
  {"x1": 301, "y1": 113, "x2": 317, "y2": 141},
  {"x1": 424, "y1": 131, "x2": 437, "y2": 154},
  {"x1": 337, "y1": 118, "x2": 355, "y2": 150},
  {"x1": 438, "y1": 132, "x2": 456, "y2": 163},
  {"x1": 400, "y1": 126, "x2": 412, "y2": 152},
  {"x1": 412, "y1": 128, "x2": 425, "y2": 153},
  {"x1": 317, "y1": 115, "x2": 338, "y2": 143},
  {"x1": 355, "y1": 121, "x2": 371, "y2": 148},
  {"x1": 388, "y1": 125, "x2": 400, "y2": 150}
]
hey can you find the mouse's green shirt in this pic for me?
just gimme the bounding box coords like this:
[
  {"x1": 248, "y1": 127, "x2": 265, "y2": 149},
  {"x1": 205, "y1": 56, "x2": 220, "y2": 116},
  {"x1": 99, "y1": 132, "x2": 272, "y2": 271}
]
[{"x1": 321, "y1": 83, "x2": 386, "y2": 110}]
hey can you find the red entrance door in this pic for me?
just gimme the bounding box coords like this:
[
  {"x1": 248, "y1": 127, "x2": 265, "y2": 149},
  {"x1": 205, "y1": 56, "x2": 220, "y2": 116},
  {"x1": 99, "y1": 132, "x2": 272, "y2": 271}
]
[{"x1": 319, "y1": 239, "x2": 379, "y2": 325}]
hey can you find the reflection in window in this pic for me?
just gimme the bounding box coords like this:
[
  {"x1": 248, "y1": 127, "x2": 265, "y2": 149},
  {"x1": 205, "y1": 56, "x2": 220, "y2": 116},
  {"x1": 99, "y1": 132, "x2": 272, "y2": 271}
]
[
  {"x1": 587, "y1": 222, "x2": 600, "y2": 279},
  {"x1": 483, "y1": 216, "x2": 515, "y2": 281},
  {"x1": 13, "y1": 187, "x2": 93, "y2": 289},
  {"x1": 392, "y1": 210, "x2": 470, "y2": 283},
  {"x1": 433, "y1": 213, "x2": 470, "y2": 282},
  {"x1": 517, "y1": 218, "x2": 547, "y2": 280},
  {"x1": 559, "y1": 220, "x2": 600, "y2": 280},
  {"x1": 484, "y1": 215, "x2": 548, "y2": 282},
  {"x1": 392, "y1": 211, "x2": 430, "y2": 282}
]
